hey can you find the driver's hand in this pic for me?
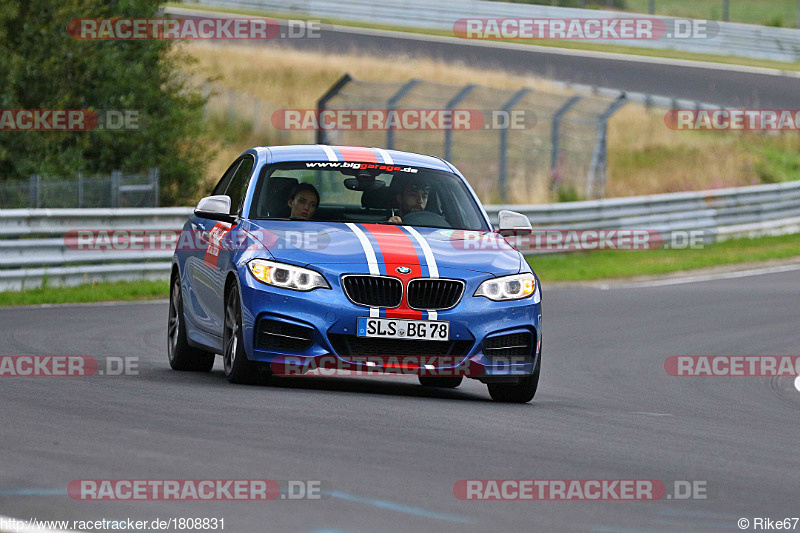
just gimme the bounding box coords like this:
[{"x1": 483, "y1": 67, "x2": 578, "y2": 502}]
[{"x1": 388, "y1": 216, "x2": 402, "y2": 224}]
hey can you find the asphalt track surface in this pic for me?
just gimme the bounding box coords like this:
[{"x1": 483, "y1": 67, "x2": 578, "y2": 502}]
[
  {"x1": 1, "y1": 269, "x2": 798, "y2": 532},
  {"x1": 168, "y1": 6, "x2": 800, "y2": 110},
  {"x1": 271, "y1": 25, "x2": 800, "y2": 108}
]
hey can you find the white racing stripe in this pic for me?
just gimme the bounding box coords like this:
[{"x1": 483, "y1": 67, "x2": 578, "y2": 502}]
[
  {"x1": 373, "y1": 148, "x2": 393, "y2": 165},
  {"x1": 319, "y1": 144, "x2": 338, "y2": 161},
  {"x1": 404, "y1": 226, "x2": 439, "y2": 278},
  {"x1": 403, "y1": 226, "x2": 441, "y2": 320},
  {"x1": 345, "y1": 223, "x2": 381, "y2": 317}
]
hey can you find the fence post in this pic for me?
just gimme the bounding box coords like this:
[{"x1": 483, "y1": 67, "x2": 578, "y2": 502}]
[
  {"x1": 444, "y1": 84, "x2": 476, "y2": 162},
  {"x1": 111, "y1": 170, "x2": 122, "y2": 208},
  {"x1": 149, "y1": 168, "x2": 160, "y2": 207},
  {"x1": 385, "y1": 79, "x2": 420, "y2": 150},
  {"x1": 316, "y1": 74, "x2": 352, "y2": 145},
  {"x1": 550, "y1": 95, "x2": 581, "y2": 189},
  {"x1": 77, "y1": 172, "x2": 84, "y2": 208},
  {"x1": 649, "y1": 0, "x2": 655, "y2": 14},
  {"x1": 586, "y1": 94, "x2": 627, "y2": 200},
  {"x1": 498, "y1": 88, "x2": 531, "y2": 204},
  {"x1": 722, "y1": 0, "x2": 729, "y2": 21},
  {"x1": 29, "y1": 174, "x2": 41, "y2": 208}
]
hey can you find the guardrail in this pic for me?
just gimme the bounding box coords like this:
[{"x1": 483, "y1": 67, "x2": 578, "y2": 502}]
[
  {"x1": 186, "y1": 0, "x2": 800, "y2": 62},
  {"x1": 0, "y1": 208, "x2": 192, "y2": 291},
  {"x1": 1, "y1": 179, "x2": 799, "y2": 291}
]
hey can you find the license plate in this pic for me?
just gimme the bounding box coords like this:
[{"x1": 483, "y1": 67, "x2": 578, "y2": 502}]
[{"x1": 357, "y1": 317, "x2": 449, "y2": 341}]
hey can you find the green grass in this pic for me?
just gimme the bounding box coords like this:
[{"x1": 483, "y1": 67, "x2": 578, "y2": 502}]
[
  {"x1": 0, "y1": 280, "x2": 169, "y2": 307},
  {"x1": 527, "y1": 233, "x2": 800, "y2": 282},
  {"x1": 165, "y1": 3, "x2": 800, "y2": 71},
  {"x1": 495, "y1": 0, "x2": 800, "y2": 28},
  {"x1": 625, "y1": 0, "x2": 799, "y2": 28},
  {"x1": 752, "y1": 142, "x2": 800, "y2": 184}
]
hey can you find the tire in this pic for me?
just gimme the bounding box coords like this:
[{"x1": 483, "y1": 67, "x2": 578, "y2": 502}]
[
  {"x1": 168, "y1": 275, "x2": 215, "y2": 372},
  {"x1": 418, "y1": 375, "x2": 463, "y2": 388},
  {"x1": 487, "y1": 352, "x2": 541, "y2": 403},
  {"x1": 223, "y1": 281, "x2": 265, "y2": 384}
]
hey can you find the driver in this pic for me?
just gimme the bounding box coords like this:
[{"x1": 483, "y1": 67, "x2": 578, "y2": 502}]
[{"x1": 388, "y1": 178, "x2": 430, "y2": 224}]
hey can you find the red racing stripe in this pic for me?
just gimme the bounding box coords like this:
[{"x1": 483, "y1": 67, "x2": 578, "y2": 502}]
[
  {"x1": 335, "y1": 146, "x2": 380, "y2": 163},
  {"x1": 360, "y1": 224, "x2": 423, "y2": 319}
]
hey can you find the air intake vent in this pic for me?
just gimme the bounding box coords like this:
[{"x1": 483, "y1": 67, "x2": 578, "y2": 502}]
[
  {"x1": 483, "y1": 332, "x2": 534, "y2": 362},
  {"x1": 256, "y1": 319, "x2": 314, "y2": 351}
]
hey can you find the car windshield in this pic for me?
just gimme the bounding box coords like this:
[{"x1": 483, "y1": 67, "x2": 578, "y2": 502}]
[{"x1": 249, "y1": 162, "x2": 490, "y2": 231}]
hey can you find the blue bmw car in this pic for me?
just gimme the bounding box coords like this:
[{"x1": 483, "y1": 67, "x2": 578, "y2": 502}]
[{"x1": 168, "y1": 145, "x2": 542, "y2": 402}]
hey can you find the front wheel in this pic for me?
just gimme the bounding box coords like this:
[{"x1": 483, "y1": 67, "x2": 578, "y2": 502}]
[
  {"x1": 223, "y1": 282, "x2": 264, "y2": 384},
  {"x1": 168, "y1": 275, "x2": 215, "y2": 372},
  {"x1": 487, "y1": 353, "x2": 540, "y2": 403}
]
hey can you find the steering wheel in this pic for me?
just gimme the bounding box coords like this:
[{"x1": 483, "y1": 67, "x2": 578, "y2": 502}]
[{"x1": 401, "y1": 210, "x2": 451, "y2": 228}]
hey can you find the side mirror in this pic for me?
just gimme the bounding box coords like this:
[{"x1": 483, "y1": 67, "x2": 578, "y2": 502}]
[
  {"x1": 195, "y1": 195, "x2": 236, "y2": 223},
  {"x1": 498, "y1": 209, "x2": 532, "y2": 230}
]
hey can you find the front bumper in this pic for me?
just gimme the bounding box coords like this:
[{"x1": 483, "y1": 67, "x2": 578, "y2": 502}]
[{"x1": 238, "y1": 269, "x2": 542, "y2": 379}]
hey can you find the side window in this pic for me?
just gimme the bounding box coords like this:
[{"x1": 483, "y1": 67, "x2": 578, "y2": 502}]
[
  {"x1": 212, "y1": 159, "x2": 242, "y2": 197},
  {"x1": 224, "y1": 156, "x2": 255, "y2": 215}
]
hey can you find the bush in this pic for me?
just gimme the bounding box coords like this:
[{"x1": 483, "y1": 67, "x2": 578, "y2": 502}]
[
  {"x1": 556, "y1": 185, "x2": 581, "y2": 202},
  {"x1": 0, "y1": 0, "x2": 211, "y2": 205}
]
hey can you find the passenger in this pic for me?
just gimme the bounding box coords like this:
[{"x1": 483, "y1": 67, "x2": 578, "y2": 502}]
[
  {"x1": 287, "y1": 183, "x2": 319, "y2": 219},
  {"x1": 388, "y1": 179, "x2": 430, "y2": 224}
]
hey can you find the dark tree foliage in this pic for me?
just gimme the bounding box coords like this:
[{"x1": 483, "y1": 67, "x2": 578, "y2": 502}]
[{"x1": 0, "y1": 0, "x2": 210, "y2": 204}]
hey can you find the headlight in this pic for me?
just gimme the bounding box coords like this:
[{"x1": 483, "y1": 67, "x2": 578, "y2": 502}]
[
  {"x1": 247, "y1": 259, "x2": 330, "y2": 291},
  {"x1": 474, "y1": 273, "x2": 536, "y2": 301}
]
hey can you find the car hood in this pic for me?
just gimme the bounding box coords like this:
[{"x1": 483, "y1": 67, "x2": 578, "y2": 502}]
[{"x1": 242, "y1": 220, "x2": 521, "y2": 275}]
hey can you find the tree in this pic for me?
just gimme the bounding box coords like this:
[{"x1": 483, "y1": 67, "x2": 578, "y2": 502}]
[{"x1": 0, "y1": 0, "x2": 210, "y2": 205}]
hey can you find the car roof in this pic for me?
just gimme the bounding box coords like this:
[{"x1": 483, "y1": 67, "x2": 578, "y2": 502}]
[{"x1": 262, "y1": 145, "x2": 455, "y2": 173}]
